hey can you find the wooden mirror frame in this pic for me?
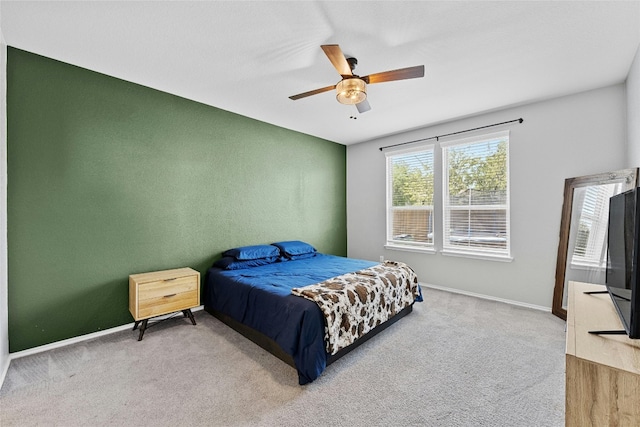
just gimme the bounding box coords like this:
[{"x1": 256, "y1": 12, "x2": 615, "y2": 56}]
[{"x1": 552, "y1": 168, "x2": 639, "y2": 320}]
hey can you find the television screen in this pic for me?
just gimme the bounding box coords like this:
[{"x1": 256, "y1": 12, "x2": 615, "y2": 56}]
[{"x1": 606, "y1": 188, "x2": 639, "y2": 338}]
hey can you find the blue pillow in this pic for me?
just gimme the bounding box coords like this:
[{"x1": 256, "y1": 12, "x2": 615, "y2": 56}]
[
  {"x1": 222, "y1": 244, "x2": 280, "y2": 261},
  {"x1": 213, "y1": 256, "x2": 279, "y2": 270},
  {"x1": 272, "y1": 240, "x2": 317, "y2": 258},
  {"x1": 287, "y1": 252, "x2": 317, "y2": 261}
]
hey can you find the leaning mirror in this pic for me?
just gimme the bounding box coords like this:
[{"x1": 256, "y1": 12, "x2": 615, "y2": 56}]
[{"x1": 552, "y1": 168, "x2": 639, "y2": 320}]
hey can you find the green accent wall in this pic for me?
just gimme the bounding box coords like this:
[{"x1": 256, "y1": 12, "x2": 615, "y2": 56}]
[{"x1": 7, "y1": 48, "x2": 346, "y2": 352}]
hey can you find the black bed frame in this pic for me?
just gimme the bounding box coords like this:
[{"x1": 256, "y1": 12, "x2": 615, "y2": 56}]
[{"x1": 204, "y1": 304, "x2": 414, "y2": 368}]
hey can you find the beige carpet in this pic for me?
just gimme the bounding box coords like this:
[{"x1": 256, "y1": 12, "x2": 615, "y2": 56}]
[{"x1": 0, "y1": 287, "x2": 566, "y2": 426}]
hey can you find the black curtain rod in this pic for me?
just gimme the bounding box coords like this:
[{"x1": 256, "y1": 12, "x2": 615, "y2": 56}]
[{"x1": 378, "y1": 118, "x2": 524, "y2": 151}]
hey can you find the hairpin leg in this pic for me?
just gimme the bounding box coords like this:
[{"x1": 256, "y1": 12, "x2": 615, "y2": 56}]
[
  {"x1": 137, "y1": 319, "x2": 148, "y2": 341},
  {"x1": 183, "y1": 309, "x2": 197, "y2": 326}
]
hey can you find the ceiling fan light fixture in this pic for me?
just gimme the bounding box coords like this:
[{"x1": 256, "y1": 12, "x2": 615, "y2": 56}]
[{"x1": 336, "y1": 78, "x2": 367, "y2": 105}]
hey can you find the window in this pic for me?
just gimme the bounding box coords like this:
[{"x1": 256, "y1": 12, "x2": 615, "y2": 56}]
[
  {"x1": 570, "y1": 183, "x2": 621, "y2": 269},
  {"x1": 385, "y1": 144, "x2": 434, "y2": 250},
  {"x1": 442, "y1": 131, "x2": 510, "y2": 258}
]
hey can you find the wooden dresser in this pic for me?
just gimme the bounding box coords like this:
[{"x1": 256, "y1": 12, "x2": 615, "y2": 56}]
[
  {"x1": 566, "y1": 281, "x2": 640, "y2": 426},
  {"x1": 129, "y1": 267, "x2": 200, "y2": 340}
]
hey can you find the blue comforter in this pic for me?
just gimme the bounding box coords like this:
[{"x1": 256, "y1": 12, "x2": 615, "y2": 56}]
[{"x1": 203, "y1": 254, "x2": 418, "y2": 384}]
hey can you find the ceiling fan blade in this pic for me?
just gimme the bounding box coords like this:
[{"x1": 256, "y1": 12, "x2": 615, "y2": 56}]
[
  {"x1": 321, "y1": 44, "x2": 353, "y2": 77},
  {"x1": 289, "y1": 85, "x2": 336, "y2": 100},
  {"x1": 356, "y1": 99, "x2": 371, "y2": 113},
  {"x1": 363, "y1": 65, "x2": 425, "y2": 84}
]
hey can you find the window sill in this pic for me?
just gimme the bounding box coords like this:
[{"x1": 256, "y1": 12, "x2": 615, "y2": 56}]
[
  {"x1": 569, "y1": 261, "x2": 607, "y2": 271},
  {"x1": 384, "y1": 244, "x2": 436, "y2": 254},
  {"x1": 569, "y1": 262, "x2": 606, "y2": 271},
  {"x1": 441, "y1": 249, "x2": 513, "y2": 262}
]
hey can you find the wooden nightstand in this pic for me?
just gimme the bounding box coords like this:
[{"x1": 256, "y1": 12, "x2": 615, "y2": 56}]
[{"x1": 129, "y1": 267, "x2": 200, "y2": 341}]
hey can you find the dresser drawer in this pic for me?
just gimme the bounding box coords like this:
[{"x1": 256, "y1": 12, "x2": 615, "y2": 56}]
[{"x1": 129, "y1": 267, "x2": 200, "y2": 321}]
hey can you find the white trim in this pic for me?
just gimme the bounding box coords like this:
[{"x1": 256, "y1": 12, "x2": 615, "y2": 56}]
[
  {"x1": 1, "y1": 284, "x2": 551, "y2": 385},
  {"x1": 385, "y1": 244, "x2": 436, "y2": 254},
  {"x1": 8, "y1": 306, "x2": 204, "y2": 361},
  {"x1": 422, "y1": 283, "x2": 550, "y2": 312},
  {"x1": 441, "y1": 249, "x2": 513, "y2": 262},
  {"x1": 569, "y1": 262, "x2": 606, "y2": 271},
  {"x1": 441, "y1": 130, "x2": 511, "y2": 258},
  {"x1": 0, "y1": 36, "x2": 8, "y2": 392},
  {"x1": 383, "y1": 141, "x2": 435, "y2": 155},
  {"x1": 439, "y1": 129, "x2": 510, "y2": 148},
  {"x1": 0, "y1": 353, "x2": 9, "y2": 389},
  {"x1": 385, "y1": 145, "x2": 435, "y2": 249}
]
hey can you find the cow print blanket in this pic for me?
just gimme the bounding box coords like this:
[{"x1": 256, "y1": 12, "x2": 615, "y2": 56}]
[{"x1": 291, "y1": 260, "x2": 420, "y2": 355}]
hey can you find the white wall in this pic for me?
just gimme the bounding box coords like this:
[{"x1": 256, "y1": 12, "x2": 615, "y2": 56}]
[
  {"x1": 347, "y1": 85, "x2": 627, "y2": 309},
  {"x1": 628, "y1": 45, "x2": 640, "y2": 166},
  {"x1": 0, "y1": 12, "x2": 9, "y2": 384}
]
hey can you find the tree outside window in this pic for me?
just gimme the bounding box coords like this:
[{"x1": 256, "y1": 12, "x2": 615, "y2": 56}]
[
  {"x1": 387, "y1": 148, "x2": 434, "y2": 247},
  {"x1": 442, "y1": 132, "x2": 510, "y2": 257}
]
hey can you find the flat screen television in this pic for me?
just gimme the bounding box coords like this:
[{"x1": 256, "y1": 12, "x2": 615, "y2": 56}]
[{"x1": 602, "y1": 187, "x2": 640, "y2": 338}]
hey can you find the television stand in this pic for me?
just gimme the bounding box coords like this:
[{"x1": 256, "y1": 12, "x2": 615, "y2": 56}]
[{"x1": 566, "y1": 281, "x2": 640, "y2": 426}]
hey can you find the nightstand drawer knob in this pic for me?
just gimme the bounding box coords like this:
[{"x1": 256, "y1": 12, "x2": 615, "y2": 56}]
[
  {"x1": 163, "y1": 293, "x2": 177, "y2": 298},
  {"x1": 164, "y1": 277, "x2": 177, "y2": 282}
]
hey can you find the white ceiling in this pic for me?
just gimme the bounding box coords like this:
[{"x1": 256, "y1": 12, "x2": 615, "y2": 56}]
[{"x1": 2, "y1": 1, "x2": 640, "y2": 145}]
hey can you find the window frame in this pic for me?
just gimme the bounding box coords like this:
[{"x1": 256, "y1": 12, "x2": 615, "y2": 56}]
[
  {"x1": 440, "y1": 130, "x2": 512, "y2": 261},
  {"x1": 384, "y1": 142, "x2": 436, "y2": 253}
]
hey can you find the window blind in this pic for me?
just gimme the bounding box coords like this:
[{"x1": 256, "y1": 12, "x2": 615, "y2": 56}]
[
  {"x1": 442, "y1": 131, "x2": 510, "y2": 257},
  {"x1": 386, "y1": 145, "x2": 434, "y2": 248},
  {"x1": 571, "y1": 183, "x2": 621, "y2": 268}
]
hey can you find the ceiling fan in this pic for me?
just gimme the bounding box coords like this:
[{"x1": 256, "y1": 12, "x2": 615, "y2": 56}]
[{"x1": 289, "y1": 44, "x2": 425, "y2": 114}]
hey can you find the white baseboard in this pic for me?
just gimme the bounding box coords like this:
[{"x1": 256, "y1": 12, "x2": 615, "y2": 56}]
[
  {"x1": 7, "y1": 306, "x2": 204, "y2": 362},
  {"x1": 2, "y1": 287, "x2": 550, "y2": 387},
  {"x1": 7, "y1": 287, "x2": 548, "y2": 361},
  {"x1": 421, "y1": 283, "x2": 551, "y2": 312}
]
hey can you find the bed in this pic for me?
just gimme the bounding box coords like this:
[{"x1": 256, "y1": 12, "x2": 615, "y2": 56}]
[{"x1": 203, "y1": 241, "x2": 422, "y2": 385}]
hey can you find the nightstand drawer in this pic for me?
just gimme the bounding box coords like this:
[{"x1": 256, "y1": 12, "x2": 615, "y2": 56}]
[
  {"x1": 138, "y1": 276, "x2": 197, "y2": 301},
  {"x1": 138, "y1": 288, "x2": 198, "y2": 319}
]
